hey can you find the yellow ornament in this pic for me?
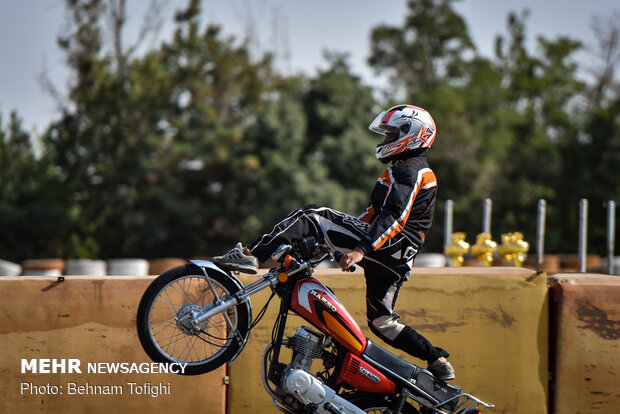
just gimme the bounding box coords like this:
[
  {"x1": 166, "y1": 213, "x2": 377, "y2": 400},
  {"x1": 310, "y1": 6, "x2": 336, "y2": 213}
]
[
  {"x1": 498, "y1": 232, "x2": 530, "y2": 267},
  {"x1": 444, "y1": 232, "x2": 470, "y2": 267},
  {"x1": 471, "y1": 233, "x2": 497, "y2": 266}
]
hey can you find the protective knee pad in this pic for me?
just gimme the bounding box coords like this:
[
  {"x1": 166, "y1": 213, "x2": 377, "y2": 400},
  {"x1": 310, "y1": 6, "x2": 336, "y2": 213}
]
[{"x1": 370, "y1": 314, "x2": 406, "y2": 341}]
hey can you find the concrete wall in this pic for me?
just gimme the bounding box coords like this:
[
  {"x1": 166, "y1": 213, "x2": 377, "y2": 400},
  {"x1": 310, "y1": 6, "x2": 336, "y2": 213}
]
[
  {"x1": 229, "y1": 267, "x2": 548, "y2": 414},
  {"x1": 3, "y1": 269, "x2": 619, "y2": 414},
  {"x1": 549, "y1": 274, "x2": 620, "y2": 414},
  {"x1": 0, "y1": 276, "x2": 226, "y2": 414}
]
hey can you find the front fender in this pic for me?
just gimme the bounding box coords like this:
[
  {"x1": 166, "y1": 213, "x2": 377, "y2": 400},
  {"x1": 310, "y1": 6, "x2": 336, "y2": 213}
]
[{"x1": 190, "y1": 259, "x2": 245, "y2": 291}]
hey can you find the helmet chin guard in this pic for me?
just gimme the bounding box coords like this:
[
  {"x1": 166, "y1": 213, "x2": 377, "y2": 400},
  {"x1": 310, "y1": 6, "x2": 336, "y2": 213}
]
[{"x1": 369, "y1": 105, "x2": 436, "y2": 163}]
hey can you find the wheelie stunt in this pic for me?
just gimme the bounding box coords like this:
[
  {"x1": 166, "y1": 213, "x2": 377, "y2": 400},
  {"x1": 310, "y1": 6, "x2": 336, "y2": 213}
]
[{"x1": 136, "y1": 105, "x2": 494, "y2": 413}]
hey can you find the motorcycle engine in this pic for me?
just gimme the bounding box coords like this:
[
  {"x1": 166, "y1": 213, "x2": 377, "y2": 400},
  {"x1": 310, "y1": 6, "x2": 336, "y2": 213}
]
[
  {"x1": 281, "y1": 327, "x2": 365, "y2": 414},
  {"x1": 287, "y1": 326, "x2": 325, "y2": 372}
]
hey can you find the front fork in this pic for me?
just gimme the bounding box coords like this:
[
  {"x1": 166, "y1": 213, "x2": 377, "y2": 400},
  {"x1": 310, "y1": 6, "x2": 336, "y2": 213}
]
[
  {"x1": 260, "y1": 298, "x2": 295, "y2": 413},
  {"x1": 188, "y1": 268, "x2": 279, "y2": 330},
  {"x1": 267, "y1": 296, "x2": 292, "y2": 383}
]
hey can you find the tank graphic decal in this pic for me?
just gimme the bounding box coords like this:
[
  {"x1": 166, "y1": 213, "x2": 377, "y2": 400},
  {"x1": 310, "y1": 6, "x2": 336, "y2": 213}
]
[
  {"x1": 322, "y1": 311, "x2": 363, "y2": 353},
  {"x1": 292, "y1": 277, "x2": 367, "y2": 355},
  {"x1": 310, "y1": 290, "x2": 336, "y2": 312},
  {"x1": 296, "y1": 280, "x2": 324, "y2": 313}
]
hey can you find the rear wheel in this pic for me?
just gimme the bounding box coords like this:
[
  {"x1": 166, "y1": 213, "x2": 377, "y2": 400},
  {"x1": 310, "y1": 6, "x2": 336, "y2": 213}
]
[{"x1": 136, "y1": 264, "x2": 250, "y2": 375}]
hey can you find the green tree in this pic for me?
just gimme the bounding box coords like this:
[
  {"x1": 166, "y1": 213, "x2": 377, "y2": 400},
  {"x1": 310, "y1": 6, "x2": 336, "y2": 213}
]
[
  {"x1": 552, "y1": 14, "x2": 620, "y2": 255},
  {"x1": 44, "y1": 0, "x2": 272, "y2": 258},
  {"x1": 0, "y1": 112, "x2": 77, "y2": 260},
  {"x1": 368, "y1": 0, "x2": 512, "y2": 251},
  {"x1": 367, "y1": 2, "x2": 611, "y2": 255},
  {"x1": 493, "y1": 11, "x2": 588, "y2": 252},
  {"x1": 240, "y1": 54, "x2": 380, "y2": 242},
  {"x1": 303, "y1": 53, "x2": 380, "y2": 214},
  {"x1": 369, "y1": 0, "x2": 475, "y2": 96},
  {"x1": 28, "y1": 0, "x2": 616, "y2": 261}
]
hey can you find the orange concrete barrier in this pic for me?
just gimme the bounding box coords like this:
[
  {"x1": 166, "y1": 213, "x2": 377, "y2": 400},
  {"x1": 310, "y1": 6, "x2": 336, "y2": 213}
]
[
  {"x1": 0, "y1": 276, "x2": 226, "y2": 414},
  {"x1": 549, "y1": 274, "x2": 620, "y2": 414},
  {"x1": 229, "y1": 267, "x2": 548, "y2": 414},
  {"x1": 148, "y1": 258, "x2": 188, "y2": 275},
  {"x1": 1, "y1": 268, "x2": 552, "y2": 414}
]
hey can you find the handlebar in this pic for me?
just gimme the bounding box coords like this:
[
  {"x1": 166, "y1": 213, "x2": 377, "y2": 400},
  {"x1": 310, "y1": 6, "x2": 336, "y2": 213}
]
[
  {"x1": 333, "y1": 251, "x2": 357, "y2": 273},
  {"x1": 271, "y1": 244, "x2": 357, "y2": 276}
]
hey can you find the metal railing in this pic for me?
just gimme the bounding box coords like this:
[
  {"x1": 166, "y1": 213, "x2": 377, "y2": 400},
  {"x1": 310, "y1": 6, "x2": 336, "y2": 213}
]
[{"x1": 443, "y1": 198, "x2": 617, "y2": 275}]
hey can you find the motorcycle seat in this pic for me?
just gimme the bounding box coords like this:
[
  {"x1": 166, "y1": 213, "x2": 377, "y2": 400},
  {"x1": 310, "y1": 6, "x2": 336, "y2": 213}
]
[
  {"x1": 362, "y1": 340, "x2": 420, "y2": 380},
  {"x1": 363, "y1": 340, "x2": 463, "y2": 410}
]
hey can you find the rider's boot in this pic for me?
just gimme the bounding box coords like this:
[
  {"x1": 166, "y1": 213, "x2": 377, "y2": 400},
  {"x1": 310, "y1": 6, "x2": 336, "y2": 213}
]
[
  {"x1": 428, "y1": 360, "x2": 455, "y2": 381},
  {"x1": 212, "y1": 242, "x2": 259, "y2": 274}
]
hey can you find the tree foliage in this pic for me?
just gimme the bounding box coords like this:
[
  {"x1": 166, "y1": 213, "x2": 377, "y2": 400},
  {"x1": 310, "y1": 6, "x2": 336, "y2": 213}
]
[
  {"x1": 368, "y1": 2, "x2": 618, "y2": 253},
  {"x1": 0, "y1": 0, "x2": 618, "y2": 260},
  {"x1": 0, "y1": 113, "x2": 77, "y2": 261}
]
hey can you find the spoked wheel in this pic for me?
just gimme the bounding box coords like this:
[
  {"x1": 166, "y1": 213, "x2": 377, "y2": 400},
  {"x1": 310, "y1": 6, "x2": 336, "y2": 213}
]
[{"x1": 136, "y1": 264, "x2": 250, "y2": 375}]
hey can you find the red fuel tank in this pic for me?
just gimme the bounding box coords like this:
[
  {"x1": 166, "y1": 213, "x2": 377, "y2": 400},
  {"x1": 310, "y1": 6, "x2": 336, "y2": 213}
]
[{"x1": 291, "y1": 278, "x2": 367, "y2": 355}]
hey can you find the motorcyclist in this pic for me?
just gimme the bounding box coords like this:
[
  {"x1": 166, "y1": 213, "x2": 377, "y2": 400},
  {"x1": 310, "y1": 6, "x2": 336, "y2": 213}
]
[{"x1": 213, "y1": 104, "x2": 455, "y2": 381}]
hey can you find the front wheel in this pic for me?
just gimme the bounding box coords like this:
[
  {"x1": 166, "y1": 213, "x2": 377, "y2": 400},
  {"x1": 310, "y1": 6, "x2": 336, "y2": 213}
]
[{"x1": 136, "y1": 264, "x2": 250, "y2": 375}]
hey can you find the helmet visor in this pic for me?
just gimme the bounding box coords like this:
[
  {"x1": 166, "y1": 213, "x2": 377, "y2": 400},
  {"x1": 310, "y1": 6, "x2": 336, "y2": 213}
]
[
  {"x1": 369, "y1": 111, "x2": 424, "y2": 140},
  {"x1": 368, "y1": 111, "x2": 387, "y2": 135}
]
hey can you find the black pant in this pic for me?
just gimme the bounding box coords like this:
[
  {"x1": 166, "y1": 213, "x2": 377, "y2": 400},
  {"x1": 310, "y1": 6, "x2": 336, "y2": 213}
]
[{"x1": 248, "y1": 205, "x2": 446, "y2": 363}]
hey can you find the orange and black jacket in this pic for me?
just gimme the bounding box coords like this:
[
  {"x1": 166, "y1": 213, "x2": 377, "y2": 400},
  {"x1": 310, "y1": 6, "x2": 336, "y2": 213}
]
[{"x1": 356, "y1": 155, "x2": 437, "y2": 255}]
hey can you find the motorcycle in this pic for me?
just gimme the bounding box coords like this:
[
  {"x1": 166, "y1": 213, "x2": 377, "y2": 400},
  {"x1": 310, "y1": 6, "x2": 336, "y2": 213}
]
[{"x1": 136, "y1": 236, "x2": 494, "y2": 414}]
